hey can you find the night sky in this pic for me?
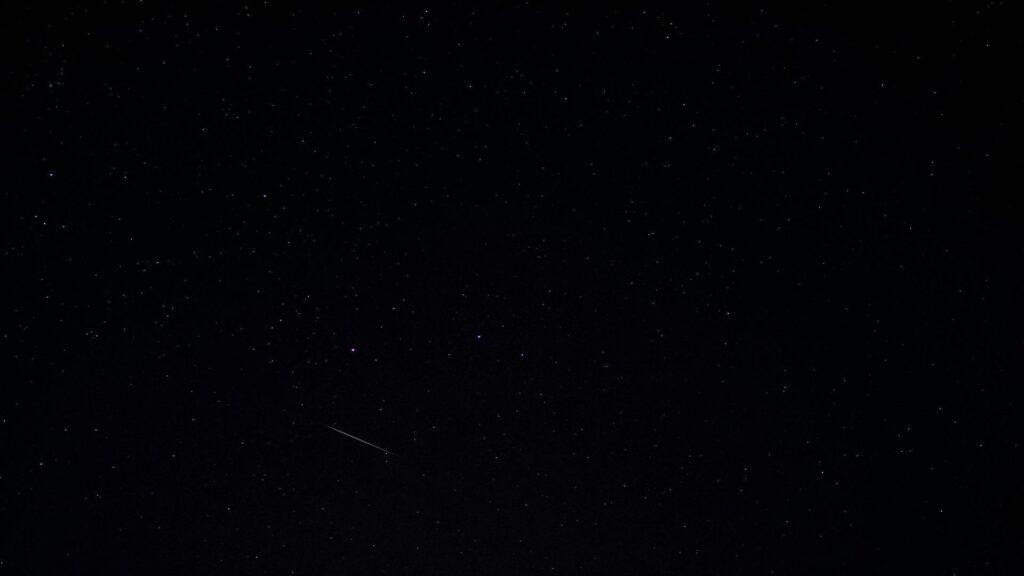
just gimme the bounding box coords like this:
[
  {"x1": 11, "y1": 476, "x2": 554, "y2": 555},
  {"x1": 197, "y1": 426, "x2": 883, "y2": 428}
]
[{"x1": 6, "y1": 4, "x2": 1021, "y2": 574}]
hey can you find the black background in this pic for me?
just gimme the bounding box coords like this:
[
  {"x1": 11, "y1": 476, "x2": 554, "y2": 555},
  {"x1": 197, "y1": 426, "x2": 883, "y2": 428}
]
[{"x1": 5, "y1": 4, "x2": 1021, "y2": 573}]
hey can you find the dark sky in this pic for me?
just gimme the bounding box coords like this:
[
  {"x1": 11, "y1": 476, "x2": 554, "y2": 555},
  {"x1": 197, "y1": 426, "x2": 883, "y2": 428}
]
[{"x1": 6, "y1": 4, "x2": 1021, "y2": 574}]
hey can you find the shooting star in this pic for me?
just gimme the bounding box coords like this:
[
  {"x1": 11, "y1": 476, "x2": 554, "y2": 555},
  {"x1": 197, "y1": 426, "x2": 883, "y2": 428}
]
[{"x1": 325, "y1": 424, "x2": 394, "y2": 456}]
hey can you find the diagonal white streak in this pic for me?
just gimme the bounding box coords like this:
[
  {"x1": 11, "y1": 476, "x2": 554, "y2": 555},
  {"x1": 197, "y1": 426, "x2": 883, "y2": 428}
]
[{"x1": 325, "y1": 425, "x2": 394, "y2": 456}]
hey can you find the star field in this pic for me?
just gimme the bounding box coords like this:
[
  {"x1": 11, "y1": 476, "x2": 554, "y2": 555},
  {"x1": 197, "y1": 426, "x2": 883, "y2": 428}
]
[{"x1": 5, "y1": 4, "x2": 1021, "y2": 574}]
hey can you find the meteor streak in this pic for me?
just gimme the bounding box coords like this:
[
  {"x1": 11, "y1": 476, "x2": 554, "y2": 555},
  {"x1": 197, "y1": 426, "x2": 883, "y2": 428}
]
[{"x1": 325, "y1": 424, "x2": 394, "y2": 456}]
